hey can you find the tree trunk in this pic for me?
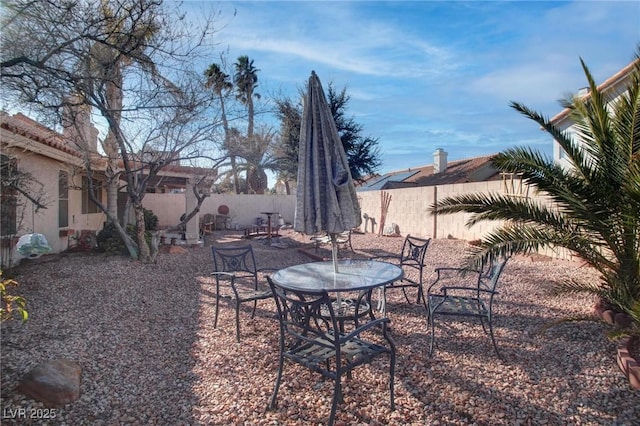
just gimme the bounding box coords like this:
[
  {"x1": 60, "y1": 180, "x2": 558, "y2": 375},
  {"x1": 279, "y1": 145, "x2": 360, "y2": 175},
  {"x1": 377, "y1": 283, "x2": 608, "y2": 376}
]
[
  {"x1": 104, "y1": 78, "x2": 123, "y2": 222},
  {"x1": 230, "y1": 155, "x2": 240, "y2": 194},
  {"x1": 134, "y1": 204, "x2": 152, "y2": 263},
  {"x1": 107, "y1": 179, "x2": 119, "y2": 224}
]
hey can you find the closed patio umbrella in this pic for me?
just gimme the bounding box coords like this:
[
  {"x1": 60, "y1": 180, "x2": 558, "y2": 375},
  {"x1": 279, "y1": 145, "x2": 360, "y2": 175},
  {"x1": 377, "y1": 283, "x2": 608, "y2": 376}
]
[{"x1": 294, "y1": 71, "x2": 362, "y2": 273}]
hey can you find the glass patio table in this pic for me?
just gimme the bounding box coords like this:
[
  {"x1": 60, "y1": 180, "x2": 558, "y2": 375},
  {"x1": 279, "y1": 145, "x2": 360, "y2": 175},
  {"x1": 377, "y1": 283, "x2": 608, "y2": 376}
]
[{"x1": 271, "y1": 260, "x2": 403, "y2": 327}]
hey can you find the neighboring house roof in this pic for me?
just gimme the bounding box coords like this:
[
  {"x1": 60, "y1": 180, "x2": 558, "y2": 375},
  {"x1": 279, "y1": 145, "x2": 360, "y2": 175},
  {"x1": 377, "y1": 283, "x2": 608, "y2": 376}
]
[
  {"x1": 549, "y1": 58, "x2": 638, "y2": 126},
  {"x1": 1, "y1": 111, "x2": 215, "y2": 189},
  {"x1": 1, "y1": 112, "x2": 82, "y2": 158},
  {"x1": 357, "y1": 154, "x2": 500, "y2": 191}
]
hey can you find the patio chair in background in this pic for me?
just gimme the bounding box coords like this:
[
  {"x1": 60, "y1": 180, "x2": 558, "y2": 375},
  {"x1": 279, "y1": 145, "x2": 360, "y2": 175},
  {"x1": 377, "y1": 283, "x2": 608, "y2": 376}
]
[
  {"x1": 310, "y1": 230, "x2": 353, "y2": 254},
  {"x1": 266, "y1": 276, "x2": 396, "y2": 426},
  {"x1": 214, "y1": 205, "x2": 230, "y2": 230},
  {"x1": 426, "y1": 257, "x2": 510, "y2": 358},
  {"x1": 371, "y1": 235, "x2": 431, "y2": 307},
  {"x1": 200, "y1": 213, "x2": 215, "y2": 237},
  {"x1": 210, "y1": 245, "x2": 276, "y2": 342}
]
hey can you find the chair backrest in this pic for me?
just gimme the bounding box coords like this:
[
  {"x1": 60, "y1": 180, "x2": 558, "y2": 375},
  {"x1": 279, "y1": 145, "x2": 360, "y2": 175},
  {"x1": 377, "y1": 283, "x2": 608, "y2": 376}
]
[
  {"x1": 200, "y1": 213, "x2": 215, "y2": 233},
  {"x1": 267, "y1": 276, "x2": 337, "y2": 349},
  {"x1": 399, "y1": 235, "x2": 431, "y2": 273},
  {"x1": 201, "y1": 213, "x2": 215, "y2": 224},
  {"x1": 479, "y1": 257, "x2": 509, "y2": 293},
  {"x1": 211, "y1": 245, "x2": 259, "y2": 285}
]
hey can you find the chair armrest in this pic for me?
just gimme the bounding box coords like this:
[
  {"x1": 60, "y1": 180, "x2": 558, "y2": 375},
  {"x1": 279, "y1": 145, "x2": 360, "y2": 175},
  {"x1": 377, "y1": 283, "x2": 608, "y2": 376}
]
[
  {"x1": 427, "y1": 268, "x2": 480, "y2": 294},
  {"x1": 370, "y1": 254, "x2": 400, "y2": 263},
  {"x1": 440, "y1": 286, "x2": 498, "y2": 296},
  {"x1": 339, "y1": 317, "x2": 391, "y2": 343},
  {"x1": 434, "y1": 267, "x2": 480, "y2": 276},
  {"x1": 211, "y1": 271, "x2": 235, "y2": 280},
  {"x1": 210, "y1": 272, "x2": 241, "y2": 297}
]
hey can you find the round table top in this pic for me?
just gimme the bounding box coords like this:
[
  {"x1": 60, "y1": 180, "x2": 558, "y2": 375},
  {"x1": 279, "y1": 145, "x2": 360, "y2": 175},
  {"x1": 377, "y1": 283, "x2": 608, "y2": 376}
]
[{"x1": 271, "y1": 260, "x2": 403, "y2": 292}]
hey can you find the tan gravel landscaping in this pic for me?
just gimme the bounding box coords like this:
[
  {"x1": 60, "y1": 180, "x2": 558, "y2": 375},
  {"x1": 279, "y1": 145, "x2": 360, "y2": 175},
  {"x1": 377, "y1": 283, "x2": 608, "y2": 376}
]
[{"x1": 1, "y1": 229, "x2": 639, "y2": 425}]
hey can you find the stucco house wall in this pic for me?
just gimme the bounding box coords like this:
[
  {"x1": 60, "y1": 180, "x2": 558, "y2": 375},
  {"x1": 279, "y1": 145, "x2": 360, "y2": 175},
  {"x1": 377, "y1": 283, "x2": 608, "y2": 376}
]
[
  {"x1": 1, "y1": 148, "x2": 106, "y2": 264},
  {"x1": 552, "y1": 59, "x2": 637, "y2": 168},
  {"x1": 1, "y1": 112, "x2": 108, "y2": 266}
]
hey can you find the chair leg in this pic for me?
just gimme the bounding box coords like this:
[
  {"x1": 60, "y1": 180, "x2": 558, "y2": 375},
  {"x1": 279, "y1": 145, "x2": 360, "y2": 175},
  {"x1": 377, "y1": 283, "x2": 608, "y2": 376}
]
[
  {"x1": 401, "y1": 287, "x2": 412, "y2": 304},
  {"x1": 250, "y1": 300, "x2": 258, "y2": 319},
  {"x1": 389, "y1": 351, "x2": 396, "y2": 411},
  {"x1": 384, "y1": 330, "x2": 397, "y2": 411},
  {"x1": 268, "y1": 354, "x2": 285, "y2": 410},
  {"x1": 428, "y1": 312, "x2": 436, "y2": 357},
  {"x1": 235, "y1": 300, "x2": 241, "y2": 342},
  {"x1": 328, "y1": 378, "x2": 341, "y2": 426},
  {"x1": 487, "y1": 319, "x2": 502, "y2": 359},
  {"x1": 214, "y1": 292, "x2": 220, "y2": 328}
]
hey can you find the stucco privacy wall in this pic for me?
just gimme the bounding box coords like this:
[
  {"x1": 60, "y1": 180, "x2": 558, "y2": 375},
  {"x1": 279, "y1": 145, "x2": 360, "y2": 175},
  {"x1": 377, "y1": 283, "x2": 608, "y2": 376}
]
[
  {"x1": 142, "y1": 181, "x2": 573, "y2": 260},
  {"x1": 357, "y1": 181, "x2": 504, "y2": 240},
  {"x1": 142, "y1": 193, "x2": 296, "y2": 229},
  {"x1": 357, "y1": 181, "x2": 574, "y2": 260}
]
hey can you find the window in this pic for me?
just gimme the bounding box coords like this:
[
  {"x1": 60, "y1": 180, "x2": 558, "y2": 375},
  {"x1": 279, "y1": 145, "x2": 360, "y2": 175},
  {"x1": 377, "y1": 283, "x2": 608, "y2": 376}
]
[
  {"x1": 81, "y1": 176, "x2": 103, "y2": 214},
  {"x1": 59, "y1": 171, "x2": 69, "y2": 228},
  {"x1": 1, "y1": 155, "x2": 18, "y2": 236}
]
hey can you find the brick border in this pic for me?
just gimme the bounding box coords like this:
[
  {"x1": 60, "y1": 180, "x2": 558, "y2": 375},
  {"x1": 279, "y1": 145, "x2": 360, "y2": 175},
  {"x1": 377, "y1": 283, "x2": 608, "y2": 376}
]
[
  {"x1": 617, "y1": 337, "x2": 640, "y2": 390},
  {"x1": 594, "y1": 303, "x2": 639, "y2": 390}
]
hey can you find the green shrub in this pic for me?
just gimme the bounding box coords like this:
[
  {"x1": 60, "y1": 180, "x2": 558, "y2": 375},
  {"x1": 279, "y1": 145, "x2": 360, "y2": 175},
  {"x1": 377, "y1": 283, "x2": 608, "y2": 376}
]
[
  {"x1": 97, "y1": 221, "x2": 153, "y2": 255},
  {"x1": 144, "y1": 208, "x2": 158, "y2": 231}
]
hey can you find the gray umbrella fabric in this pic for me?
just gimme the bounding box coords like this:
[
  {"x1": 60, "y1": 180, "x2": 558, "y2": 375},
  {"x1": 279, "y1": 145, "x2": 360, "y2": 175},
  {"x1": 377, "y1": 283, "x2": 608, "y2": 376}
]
[{"x1": 294, "y1": 71, "x2": 362, "y2": 243}]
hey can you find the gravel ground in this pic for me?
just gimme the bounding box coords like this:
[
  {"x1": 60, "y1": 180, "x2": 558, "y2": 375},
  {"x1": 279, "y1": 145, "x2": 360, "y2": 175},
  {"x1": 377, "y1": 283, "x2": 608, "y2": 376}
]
[{"x1": 1, "y1": 229, "x2": 639, "y2": 425}]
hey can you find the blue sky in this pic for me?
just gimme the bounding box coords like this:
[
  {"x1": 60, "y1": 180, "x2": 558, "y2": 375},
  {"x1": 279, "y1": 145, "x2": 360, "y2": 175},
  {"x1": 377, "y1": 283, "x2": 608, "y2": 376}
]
[{"x1": 190, "y1": 0, "x2": 639, "y2": 176}]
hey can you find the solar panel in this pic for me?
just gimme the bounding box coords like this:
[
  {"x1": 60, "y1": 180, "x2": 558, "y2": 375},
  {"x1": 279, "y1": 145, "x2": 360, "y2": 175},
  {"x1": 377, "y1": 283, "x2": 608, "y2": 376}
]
[{"x1": 358, "y1": 170, "x2": 419, "y2": 191}]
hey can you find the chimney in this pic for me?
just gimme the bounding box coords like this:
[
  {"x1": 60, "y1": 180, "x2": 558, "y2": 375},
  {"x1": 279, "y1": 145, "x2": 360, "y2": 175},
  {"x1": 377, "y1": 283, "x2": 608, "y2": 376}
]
[{"x1": 433, "y1": 148, "x2": 448, "y2": 174}]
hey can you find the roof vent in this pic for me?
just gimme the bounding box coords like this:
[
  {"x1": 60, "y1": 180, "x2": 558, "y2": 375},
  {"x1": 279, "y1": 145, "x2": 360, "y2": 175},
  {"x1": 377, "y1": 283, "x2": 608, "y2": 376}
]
[{"x1": 433, "y1": 148, "x2": 448, "y2": 174}]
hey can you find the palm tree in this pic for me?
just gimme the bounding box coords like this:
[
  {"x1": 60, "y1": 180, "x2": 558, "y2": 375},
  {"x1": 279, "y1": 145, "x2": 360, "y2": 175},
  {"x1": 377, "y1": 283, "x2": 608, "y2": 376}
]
[
  {"x1": 233, "y1": 55, "x2": 260, "y2": 191},
  {"x1": 233, "y1": 55, "x2": 260, "y2": 138},
  {"x1": 238, "y1": 125, "x2": 280, "y2": 194},
  {"x1": 431, "y1": 54, "x2": 640, "y2": 325},
  {"x1": 204, "y1": 63, "x2": 239, "y2": 193}
]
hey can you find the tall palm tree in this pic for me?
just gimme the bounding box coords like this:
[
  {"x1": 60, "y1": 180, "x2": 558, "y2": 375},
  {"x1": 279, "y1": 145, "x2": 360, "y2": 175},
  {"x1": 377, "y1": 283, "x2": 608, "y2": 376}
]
[
  {"x1": 431, "y1": 54, "x2": 640, "y2": 324},
  {"x1": 233, "y1": 55, "x2": 260, "y2": 138},
  {"x1": 204, "y1": 63, "x2": 239, "y2": 193},
  {"x1": 233, "y1": 55, "x2": 260, "y2": 192}
]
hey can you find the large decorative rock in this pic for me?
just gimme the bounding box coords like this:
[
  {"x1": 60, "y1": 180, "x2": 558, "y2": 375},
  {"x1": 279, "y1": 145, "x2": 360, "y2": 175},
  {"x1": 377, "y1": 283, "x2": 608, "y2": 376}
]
[{"x1": 17, "y1": 359, "x2": 81, "y2": 406}]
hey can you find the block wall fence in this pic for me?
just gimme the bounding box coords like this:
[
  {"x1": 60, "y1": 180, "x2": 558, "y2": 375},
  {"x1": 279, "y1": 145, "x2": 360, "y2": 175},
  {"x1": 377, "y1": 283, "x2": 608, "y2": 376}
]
[{"x1": 142, "y1": 180, "x2": 573, "y2": 260}]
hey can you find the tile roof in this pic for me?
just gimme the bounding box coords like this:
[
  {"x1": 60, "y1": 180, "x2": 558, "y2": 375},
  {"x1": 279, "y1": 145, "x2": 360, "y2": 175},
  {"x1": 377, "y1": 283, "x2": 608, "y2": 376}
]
[
  {"x1": 1, "y1": 111, "x2": 212, "y2": 182},
  {"x1": 549, "y1": 58, "x2": 639, "y2": 124},
  {"x1": 357, "y1": 154, "x2": 500, "y2": 191},
  {"x1": 0, "y1": 112, "x2": 82, "y2": 158}
]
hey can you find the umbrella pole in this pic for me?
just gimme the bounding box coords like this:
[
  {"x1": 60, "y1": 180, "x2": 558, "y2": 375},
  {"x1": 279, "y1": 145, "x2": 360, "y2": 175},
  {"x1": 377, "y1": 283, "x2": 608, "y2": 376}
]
[
  {"x1": 331, "y1": 234, "x2": 338, "y2": 273},
  {"x1": 330, "y1": 234, "x2": 342, "y2": 311}
]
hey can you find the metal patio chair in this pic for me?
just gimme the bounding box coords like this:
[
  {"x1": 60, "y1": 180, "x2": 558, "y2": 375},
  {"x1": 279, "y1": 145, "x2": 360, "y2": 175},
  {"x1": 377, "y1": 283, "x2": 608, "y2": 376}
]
[
  {"x1": 266, "y1": 276, "x2": 396, "y2": 426},
  {"x1": 372, "y1": 235, "x2": 431, "y2": 308},
  {"x1": 310, "y1": 230, "x2": 353, "y2": 254},
  {"x1": 426, "y1": 257, "x2": 509, "y2": 358},
  {"x1": 210, "y1": 245, "x2": 275, "y2": 342}
]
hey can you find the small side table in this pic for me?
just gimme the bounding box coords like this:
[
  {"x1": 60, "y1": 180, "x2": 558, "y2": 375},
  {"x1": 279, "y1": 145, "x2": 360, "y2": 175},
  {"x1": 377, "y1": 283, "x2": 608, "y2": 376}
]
[{"x1": 260, "y1": 211, "x2": 278, "y2": 244}]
